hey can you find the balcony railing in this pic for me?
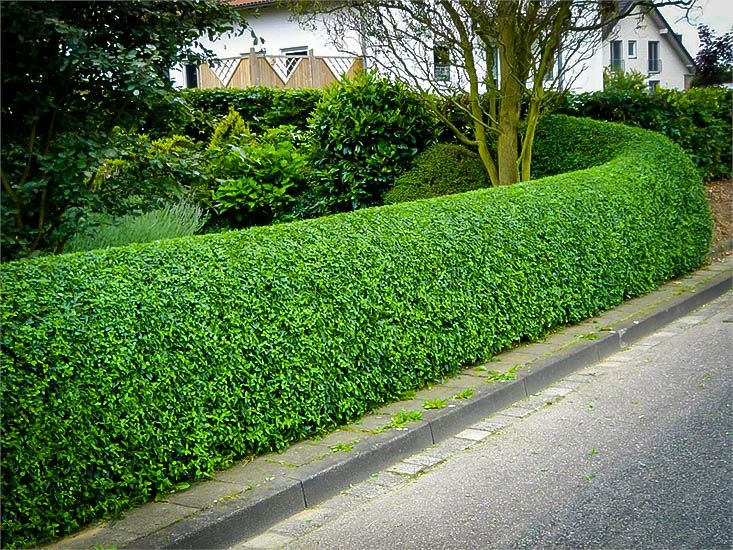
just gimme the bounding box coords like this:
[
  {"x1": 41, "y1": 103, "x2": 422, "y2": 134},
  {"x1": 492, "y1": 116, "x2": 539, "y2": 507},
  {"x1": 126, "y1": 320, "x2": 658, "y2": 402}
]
[
  {"x1": 197, "y1": 48, "x2": 364, "y2": 89},
  {"x1": 648, "y1": 58, "x2": 662, "y2": 73}
]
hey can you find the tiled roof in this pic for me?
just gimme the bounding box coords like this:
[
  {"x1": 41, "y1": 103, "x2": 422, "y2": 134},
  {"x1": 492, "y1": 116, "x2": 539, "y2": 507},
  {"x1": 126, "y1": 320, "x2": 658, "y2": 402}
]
[{"x1": 224, "y1": 0, "x2": 276, "y2": 7}]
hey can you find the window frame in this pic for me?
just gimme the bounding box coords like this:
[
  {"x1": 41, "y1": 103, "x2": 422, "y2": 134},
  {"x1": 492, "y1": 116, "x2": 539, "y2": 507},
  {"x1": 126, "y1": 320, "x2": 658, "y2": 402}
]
[{"x1": 627, "y1": 40, "x2": 637, "y2": 59}]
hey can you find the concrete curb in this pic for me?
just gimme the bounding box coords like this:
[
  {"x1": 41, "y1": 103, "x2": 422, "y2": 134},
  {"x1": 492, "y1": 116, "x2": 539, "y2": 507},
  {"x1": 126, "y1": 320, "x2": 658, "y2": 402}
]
[{"x1": 53, "y1": 262, "x2": 732, "y2": 550}]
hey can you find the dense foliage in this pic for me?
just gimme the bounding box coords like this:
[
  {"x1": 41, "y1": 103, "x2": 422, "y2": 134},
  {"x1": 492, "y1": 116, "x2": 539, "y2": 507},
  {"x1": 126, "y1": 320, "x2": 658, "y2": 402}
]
[
  {"x1": 556, "y1": 84, "x2": 732, "y2": 181},
  {"x1": 0, "y1": 1, "x2": 244, "y2": 261},
  {"x1": 306, "y1": 71, "x2": 438, "y2": 212},
  {"x1": 1, "y1": 116, "x2": 712, "y2": 547},
  {"x1": 175, "y1": 87, "x2": 322, "y2": 139},
  {"x1": 384, "y1": 144, "x2": 489, "y2": 204}
]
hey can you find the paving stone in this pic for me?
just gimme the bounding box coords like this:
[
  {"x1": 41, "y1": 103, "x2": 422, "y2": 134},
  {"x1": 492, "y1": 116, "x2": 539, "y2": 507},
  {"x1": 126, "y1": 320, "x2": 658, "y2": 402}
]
[
  {"x1": 455, "y1": 428, "x2": 493, "y2": 441},
  {"x1": 441, "y1": 377, "x2": 477, "y2": 392},
  {"x1": 387, "y1": 461, "x2": 427, "y2": 476},
  {"x1": 471, "y1": 416, "x2": 513, "y2": 433},
  {"x1": 319, "y1": 492, "x2": 368, "y2": 511},
  {"x1": 269, "y1": 507, "x2": 340, "y2": 538},
  {"x1": 165, "y1": 479, "x2": 244, "y2": 509},
  {"x1": 267, "y1": 441, "x2": 331, "y2": 467},
  {"x1": 113, "y1": 502, "x2": 197, "y2": 535},
  {"x1": 47, "y1": 525, "x2": 139, "y2": 549},
  {"x1": 369, "y1": 471, "x2": 409, "y2": 488},
  {"x1": 403, "y1": 453, "x2": 444, "y2": 468},
  {"x1": 501, "y1": 406, "x2": 534, "y2": 419},
  {"x1": 241, "y1": 531, "x2": 294, "y2": 549},
  {"x1": 515, "y1": 396, "x2": 549, "y2": 411},
  {"x1": 415, "y1": 385, "x2": 459, "y2": 402},
  {"x1": 421, "y1": 437, "x2": 474, "y2": 460},
  {"x1": 538, "y1": 386, "x2": 574, "y2": 399},
  {"x1": 345, "y1": 479, "x2": 392, "y2": 499},
  {"x1": 307, "y1": 430, "x2": 361, "y2": 449},
  {"x1": 213, "y1": 458, "x2": 290, "y2": 488},
  {"x1": 344, "y1": 414, "x2": 392, "y2": 433}
]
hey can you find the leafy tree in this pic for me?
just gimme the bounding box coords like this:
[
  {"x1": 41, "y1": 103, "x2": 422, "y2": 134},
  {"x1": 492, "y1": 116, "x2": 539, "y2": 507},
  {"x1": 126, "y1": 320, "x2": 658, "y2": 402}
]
[
  {"x1": 692, "y1": 24, "x2": 733, "y2": 87},
  {"x1": 300, "y1": 0, "x2": 695, "y2": 185},
  {"x1": 0, "y1": 1, "x2": 246, "y2": 260}
]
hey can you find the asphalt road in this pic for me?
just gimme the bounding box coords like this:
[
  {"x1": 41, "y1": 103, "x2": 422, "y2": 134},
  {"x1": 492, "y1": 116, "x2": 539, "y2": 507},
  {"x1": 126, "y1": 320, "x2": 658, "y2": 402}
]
[{"x1": 272, "y1": 292, "x2": 732, "y2": 549}]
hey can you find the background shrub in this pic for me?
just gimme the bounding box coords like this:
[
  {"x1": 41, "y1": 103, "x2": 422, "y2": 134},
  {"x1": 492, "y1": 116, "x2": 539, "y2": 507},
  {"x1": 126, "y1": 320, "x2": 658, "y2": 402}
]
[
  {"x1": 556, "y1": 84, "x2": 732, "y2": 181},
  {"x1": 0, "y1": 116, "x2": 712, "y2": 547},
  {"x1": 306, "y1": 71, "x2": 438, "y2": 213},
  {"x1": 144, "y1": 87, "x2": 323, "y2": 140},
  {"x1": 64, "y1": 201, "x2": 208, "y2": 253},
  {"x1": 383, "y1": 144, "x2": 489, "y2": 204}
]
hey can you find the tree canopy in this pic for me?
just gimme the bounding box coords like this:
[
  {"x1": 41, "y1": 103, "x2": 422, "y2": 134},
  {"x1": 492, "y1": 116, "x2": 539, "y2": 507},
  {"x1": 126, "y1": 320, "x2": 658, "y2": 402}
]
[
  {"x1": 302, "y1": 0, "x2": 696, "y2": 185},
  {"x1": 692, "y1": 24, "x2": 733, "y2": 87},
  {"x1": 0, "y1": 0, "x2": 246, "y2": 259}
]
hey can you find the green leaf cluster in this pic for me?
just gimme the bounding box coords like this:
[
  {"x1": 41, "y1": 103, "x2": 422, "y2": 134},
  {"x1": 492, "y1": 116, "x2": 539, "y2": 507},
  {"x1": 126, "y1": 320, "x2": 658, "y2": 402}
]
[
  {"x1": 0, "y1": 116, "x2": 712, "y2": 547},
  {"x1": 384, "y1": 144, "x2": 489, "y2": 204},
  {"x1": 306, "y1": 71, "x2": 438, "y2": 212}
]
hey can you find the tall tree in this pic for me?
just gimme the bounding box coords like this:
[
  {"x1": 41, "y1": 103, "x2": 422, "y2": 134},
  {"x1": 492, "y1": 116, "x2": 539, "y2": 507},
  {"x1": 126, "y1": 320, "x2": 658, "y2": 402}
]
[
  {"x1": 301, "y1": 0, "x2": 695, "y2": 185},
  {"x1": 692, "y1": 24, "x2": 733, "y2": 87},
  {"x1": 0, "y1": 1, "x2": 246, "y2": 259}
]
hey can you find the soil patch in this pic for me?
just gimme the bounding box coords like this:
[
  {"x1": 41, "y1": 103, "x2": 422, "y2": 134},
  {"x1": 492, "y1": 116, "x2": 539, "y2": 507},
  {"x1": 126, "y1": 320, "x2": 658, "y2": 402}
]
[{"x1": 706, "y1": 179, "x2": 732, "y2": 261}]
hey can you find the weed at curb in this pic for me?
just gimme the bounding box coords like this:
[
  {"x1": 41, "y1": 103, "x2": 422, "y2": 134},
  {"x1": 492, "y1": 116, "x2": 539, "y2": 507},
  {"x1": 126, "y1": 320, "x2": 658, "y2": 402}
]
[
  {"x1": 485, "y1": 364, "x2": 522, "y2": 383},
  {"x1": 453, "y1": 388, "x2": 474, "y2": 400},
  {"x1": 423, "y1": 398, "x2": 448, "y2": 410},
  {"x1": 383, "y1": 409, "x2": 423, "y2": 430}
]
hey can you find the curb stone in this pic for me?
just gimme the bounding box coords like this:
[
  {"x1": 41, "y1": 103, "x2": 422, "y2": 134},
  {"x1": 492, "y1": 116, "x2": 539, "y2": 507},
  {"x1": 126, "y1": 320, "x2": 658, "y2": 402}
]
[{"x1": 50, "y1": 259, "x2": 732, "y2": 550}]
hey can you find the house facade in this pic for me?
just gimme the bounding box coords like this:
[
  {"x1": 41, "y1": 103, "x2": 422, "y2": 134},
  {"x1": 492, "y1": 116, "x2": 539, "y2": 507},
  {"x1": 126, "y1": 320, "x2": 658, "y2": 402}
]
[
  {"x1": 603, "y1": 1, "x2": 696, "y2": 90},
  {"x1": 173, "y1": 0, "x2": 695, "y2": 92}
]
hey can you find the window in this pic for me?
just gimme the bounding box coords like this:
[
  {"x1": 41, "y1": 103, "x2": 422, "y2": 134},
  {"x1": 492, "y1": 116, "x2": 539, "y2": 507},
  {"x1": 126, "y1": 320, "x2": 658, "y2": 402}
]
[
  {"x1": 628, "y1": 40, "x2": 637, "y2": 59},
  {"x1": 648, "y1": 41, "x2": 661, "y2": 73},
  {"x1": 280, "y1": 46, "x2": 308, "y2": 77},
  {"x1": 648, "y1": 80, "x2": 659, "y2": 92},
  {"x1": 184, "y1": 64, "x2": 198, "y2": 89},
  {"x1": 434, "y1": 44, "x2": 451, "y2": 82},
  {"x1": 610, "y1": 40, "x2": 623, "y2": 71}
]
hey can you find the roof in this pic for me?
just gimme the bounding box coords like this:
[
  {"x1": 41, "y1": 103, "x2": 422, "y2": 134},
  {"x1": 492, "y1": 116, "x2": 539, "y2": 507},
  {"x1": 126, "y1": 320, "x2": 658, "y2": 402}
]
[{"x1": 224, "y1": 0, "x2": 276, "y2": 7}]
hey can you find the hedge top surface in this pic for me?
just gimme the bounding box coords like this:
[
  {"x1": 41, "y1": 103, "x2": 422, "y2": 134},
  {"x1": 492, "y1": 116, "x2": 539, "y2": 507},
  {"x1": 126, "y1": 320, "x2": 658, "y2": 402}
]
[{"x1": 0, "y1": 115, "x2": 712, "y2": 548}]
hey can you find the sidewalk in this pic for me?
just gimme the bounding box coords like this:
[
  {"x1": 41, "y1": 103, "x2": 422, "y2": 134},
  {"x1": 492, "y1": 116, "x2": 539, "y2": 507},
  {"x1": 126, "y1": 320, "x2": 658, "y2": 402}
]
[{"x1": 51, "y1": 257, "x2": 732, "y2": 550}]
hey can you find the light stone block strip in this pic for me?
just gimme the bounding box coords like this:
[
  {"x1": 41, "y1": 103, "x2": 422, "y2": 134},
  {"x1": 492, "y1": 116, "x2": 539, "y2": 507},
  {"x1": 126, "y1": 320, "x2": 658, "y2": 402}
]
[
  {"x1": 240, "y1": 531, "x2": 293, "y2": 549},
  {"x1": 454, "y1": 428, "x2": 493, "y2": 441},
  {"x1": 387, "y1": 461, "x2": 427, "y2": 476}
]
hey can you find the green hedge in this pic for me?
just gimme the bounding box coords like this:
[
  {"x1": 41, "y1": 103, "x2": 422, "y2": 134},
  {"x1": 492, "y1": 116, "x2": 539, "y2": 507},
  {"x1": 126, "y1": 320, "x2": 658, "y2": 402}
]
[
  {"x1": 144, "y1": 87, "x2": 322, "y2": 139},
  {"x1": 0, "y1": 116, "x2": 712, "y2": 548},
  {"x1": 384, "y1": 144, "x2": 489, "y2": 204},
  {"x1": 555, "y1": 86, "x2": 733, "y2": 182}
]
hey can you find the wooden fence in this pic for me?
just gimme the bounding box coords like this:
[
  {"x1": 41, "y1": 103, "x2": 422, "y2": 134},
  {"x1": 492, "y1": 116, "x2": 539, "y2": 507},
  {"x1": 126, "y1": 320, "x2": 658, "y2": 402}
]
[{"x1": 197, "y1": 48, "x2": 364, "y2": 89}]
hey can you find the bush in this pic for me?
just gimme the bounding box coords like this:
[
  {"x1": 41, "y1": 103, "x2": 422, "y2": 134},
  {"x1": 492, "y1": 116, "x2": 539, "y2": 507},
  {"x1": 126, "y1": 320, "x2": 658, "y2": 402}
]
[
  {"x1": 64, "y1": 201, "x2": 208, "y2": 253},
  {"x1": 90, "y1": 130, "x2": 207, "y2": 219},
  {"x1": 210, "y1": 126, "x2": 308, "y2": 226},
  {"x1": 556, "y1": 85, "x2": 732, "y2": 181},
  {"x1": 307, "y1": 71, "x2": 438, "y2": 212},
  {"x1": 144, "y1": 87, "x2": 323, "y2": 140},
  {"x1": 0, "y1": 116, "x2": 712, "y2": 548},
  {"x1": 384, "y1": 144, "x2": 489, "y2": 204}
]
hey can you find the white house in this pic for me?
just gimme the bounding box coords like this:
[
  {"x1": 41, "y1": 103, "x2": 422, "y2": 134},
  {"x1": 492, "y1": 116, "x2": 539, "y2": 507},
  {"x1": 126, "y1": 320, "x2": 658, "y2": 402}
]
[
  {"x1": 603, "y1": 0, "x2": 696, "y2": 90},
  {"x1": 173, "y1": 0, "x2": 695, "y2": 92}
]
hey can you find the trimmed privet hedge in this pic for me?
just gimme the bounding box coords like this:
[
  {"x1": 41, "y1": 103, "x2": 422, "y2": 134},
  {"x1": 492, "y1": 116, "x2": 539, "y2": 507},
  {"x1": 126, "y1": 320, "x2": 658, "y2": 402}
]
[
  {"x1": 555, "y1": 86, "x2": 733, "y2": 181},
  {"x1": 0, "y1": 116, "x2": 712, "y2": 547},
  {"x1": 384, "y1": 144, "x2": 489, "y2": 204}
]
